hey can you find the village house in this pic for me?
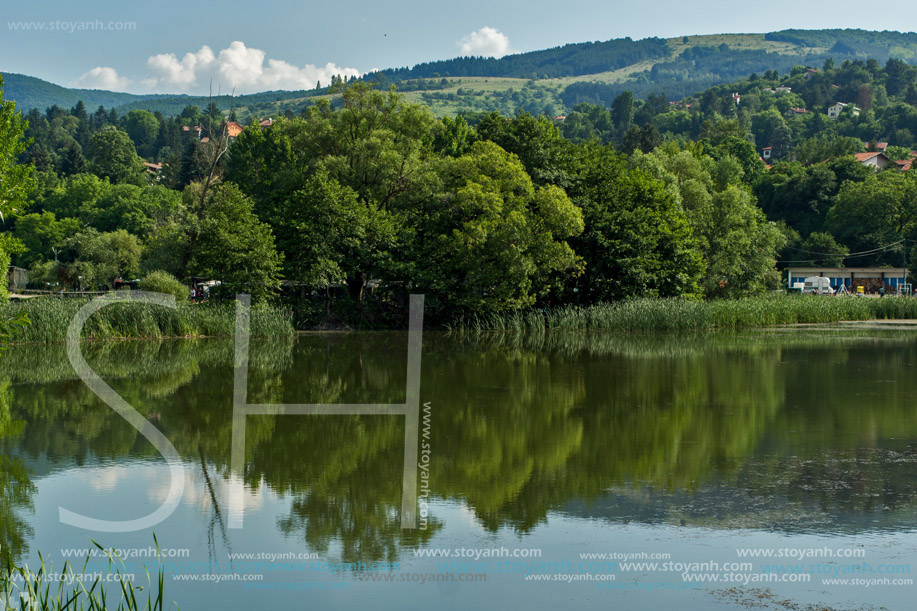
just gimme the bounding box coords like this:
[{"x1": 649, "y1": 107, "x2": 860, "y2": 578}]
[
  {"x1": 181, "y1": 125, "x2": 204, "y2": 139},
  {"x1": 225, "y1": 121, "x2": 244, "y2": 139},
  {"x1": 828, "y1": 102, "x2": 860, "y2": 119},
  {"x1": 143, "y1": 161, "x2": 162, "y2": 176},
  {"x1": 853, "y1": 151, "x2": 889, "y2": 169}
]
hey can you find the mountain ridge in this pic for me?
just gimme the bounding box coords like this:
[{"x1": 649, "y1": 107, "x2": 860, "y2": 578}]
[{"x1": 5, "y1": 29, "x2": 917, "y2": 117}]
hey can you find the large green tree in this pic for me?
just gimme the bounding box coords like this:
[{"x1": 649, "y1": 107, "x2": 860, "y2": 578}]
[
  {"x1": 409, "y1": 140, "x2": 584, "y2": 315},
  {"x1": 87, "y1": 127, "x2": 146, "y2": 185},
  {"x1": 228, "y1": 83, "x2": 437, "y2": 300},
  {"x1": 10, "y1": 211, "x2": 81, "y2": 268},
  {"x1": 827, "y1": 169, "x2": 917, "y2": 265},
  {"x1": 633, "y1": 146, "x2": 785, "y2": 297},
  {"x1": 188, "y1": 184, "x2": 282, "y2": 300},
  {"x1": 62, "y1": 228, "x2": 142, "y2": 289},
  {"x1": 124, "y1": 109, "x2": 160, "y2": 151},
  {"x1": 566, "y1": 143, "x2": 703, "y2": 301},
  {"x1": 271, "y1": 170, "x2": 394, "y2": 293},
  {"x1": 0, "y1": 74, "x2": 34, "y2": 341}
]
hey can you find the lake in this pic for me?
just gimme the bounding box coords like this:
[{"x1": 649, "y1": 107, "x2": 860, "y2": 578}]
[{"x1": 1, "y1": 328, "x2": 915, "y2": 609}]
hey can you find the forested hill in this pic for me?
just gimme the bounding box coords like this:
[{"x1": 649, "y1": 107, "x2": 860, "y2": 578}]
[
  {"x1": 9, "y1": 29, "x2": 917, "y2": 117},
  {"x1": 376, "y1": 37, "x2": 670, "y2": 79},
  {"x1": 0, "y1": 72, "x2": 319, "y2": 118},
  {"x1": 0, "y1": 73, "x2": 162, "y2": 112}
]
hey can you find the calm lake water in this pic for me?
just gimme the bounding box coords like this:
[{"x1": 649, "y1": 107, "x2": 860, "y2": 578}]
[{"x1": 1, "y1": 328, "x2": 915, "y2": 609}]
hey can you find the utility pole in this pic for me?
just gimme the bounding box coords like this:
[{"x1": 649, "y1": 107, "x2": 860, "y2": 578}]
[{"x1": 903, "y1": 238, "x2": 909, "y2": 296}]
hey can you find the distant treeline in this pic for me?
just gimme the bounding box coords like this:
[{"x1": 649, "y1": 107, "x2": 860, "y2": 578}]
[
  {"x1": 765, "y1": 29, "x2": 917, "y2": 60},
  {"x1": 0, "y1": 72, "x2": 162, "y2": 113},
  {"x1": 375, "y1": 37, "x2": 671, "y2": 80},
  {"x1": 563, "y1": 46, "x2": 852, "y2": 107}
]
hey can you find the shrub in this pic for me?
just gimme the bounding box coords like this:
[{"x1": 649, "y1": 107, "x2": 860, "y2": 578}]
[{"x1": 139, "y1": 271, "x2": 188, "y2": 303}]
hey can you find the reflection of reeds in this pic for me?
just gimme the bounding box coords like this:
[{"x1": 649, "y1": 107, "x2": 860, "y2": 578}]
[
  {"x1": 0, "y1": 298, "x2": 293, "y2": 344},
  {"x1": 448, "y1": 295, "x2": 917, "y2": 336},
  {"x1": 0, "y1": 337, "x2": 294, "y2": 386},
  {"x1": 440, "y1": 323, "x2": 917, "y2": 359},
  {"x1": 1, "y1": 539, "x2": 169, "y2": 611}
]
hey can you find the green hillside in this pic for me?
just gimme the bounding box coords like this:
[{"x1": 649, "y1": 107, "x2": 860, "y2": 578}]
[
  {"x1": 8, "y1": 29, "x2": 917, "y2": 121},
  {"x1": 0, "y1": 73, "x2": 163, "y2": 111}
]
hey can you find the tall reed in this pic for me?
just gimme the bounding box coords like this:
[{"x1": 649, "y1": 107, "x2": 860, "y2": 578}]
[
  {"x1": 1, "y1": 539, "x2": 170, "y2": 611},
  {"x1": 448, "y1": 294, "x2": 917, "y2": 334},
  {"x1": 0, "y1": 297, "x2": 293, "y2": 343}
]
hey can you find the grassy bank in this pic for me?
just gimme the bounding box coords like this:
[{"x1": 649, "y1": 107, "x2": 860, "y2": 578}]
[
  {"x1": 448, "y1": 294, "x2": 917, "y2": 334},
  {"x1": 0, "y1": 297, "x2": 294, "y2": 343}
]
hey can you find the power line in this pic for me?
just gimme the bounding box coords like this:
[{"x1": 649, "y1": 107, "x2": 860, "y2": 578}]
[
  {"x1": 785, "y1": 239, "x2": 904, "y2": 258},
  {"x1": 778, "y1": 239, "x2": 906, "y2": 264}
]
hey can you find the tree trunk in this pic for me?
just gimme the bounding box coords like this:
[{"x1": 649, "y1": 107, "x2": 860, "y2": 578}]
[{"x1": 346, "y1": 275, "x2": 365, "y2": 302}]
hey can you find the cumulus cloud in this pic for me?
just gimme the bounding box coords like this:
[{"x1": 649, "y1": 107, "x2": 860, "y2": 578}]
[
  {"x1": 458, "y1": 26, "x2": 511, "y2": 58},
  {"x1": 140, "y1": 41, "x2": 361, "y2": 93},
  {"x1": 143, "y1": 45, "x2": 215, "y2": 89},
  {"x1": 73, "y1": 66, "x2": 131, "y2": 91}
]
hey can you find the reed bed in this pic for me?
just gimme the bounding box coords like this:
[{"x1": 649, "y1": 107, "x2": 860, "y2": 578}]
[
  {"x1": 447, "y1": 294, "x2": 917, "y2": 334},
  {"x1": 1, "y1": 541, "x2": 169, "y2": 611},
  {"x1": 0, "y1": 297, "x2": 293, "y2": 343}
]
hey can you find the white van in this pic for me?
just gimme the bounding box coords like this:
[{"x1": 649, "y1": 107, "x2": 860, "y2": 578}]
[{"x1": 803, "y1": 276, "x2": 834, "y2": 295}]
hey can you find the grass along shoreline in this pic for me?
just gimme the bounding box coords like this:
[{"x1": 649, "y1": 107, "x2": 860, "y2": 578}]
[
  {"x1": 1, "y1": 297, "x2": 294, "y2": 343},
  {"x1": 8, "y1": 294, "x2": 917, "y2": 342},
  {"x1": 448, "y1": 294, "x2": 917, "y2": 334}
]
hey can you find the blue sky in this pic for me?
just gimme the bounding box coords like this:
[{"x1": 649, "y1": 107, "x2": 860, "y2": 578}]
[{"x1": 2, "y1": 0, "x2": 916, "y2": 94}]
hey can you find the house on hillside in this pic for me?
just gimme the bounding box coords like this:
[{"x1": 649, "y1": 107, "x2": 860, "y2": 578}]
[
  {"x1": 828, "y1": 102, "x2": 860, "y2": 119},
  {"x1": 804, "y1": 68, "x2": 819, "y2": 79},
  {"x1": 761, "y1": 146, "x2": 772, "y2": 160},
  {"x1": 259, "y1": 118, "x2": 274, "y2": 128},
  {"x1": 225, "y1": 121, "x2": 244, "y2": 139},
  {"x1": 853, "y1": 152, "x2": 889, "y2": 169},
  {"x1": 143, "y1": 162, "x2": 162, "y2": 177},
  {"x1": 181, "y1": 125, "x2": 204, "y2": 139},
  {"x1": 788, "y1": 107, "x2": 809, "y2": 117},
  {"x1": 775, "y1": 86, "x2": 792, "y2": 93}
]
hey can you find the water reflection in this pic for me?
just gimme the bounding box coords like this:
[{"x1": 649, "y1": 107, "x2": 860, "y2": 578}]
[{"x1": 1, "y1": 329, "x2": 917, "y2": 565}]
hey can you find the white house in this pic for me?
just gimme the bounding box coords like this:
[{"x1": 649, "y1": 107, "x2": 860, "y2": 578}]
[
  {"x1": 853, "y1": 152, "x2": 889, "y2": 169},
  {"x1": 761, "y1": 146, "x2": 772, "y2": 160},
  {"x1": 828, "y1": 102, "x2": 860, "y2": 119}
]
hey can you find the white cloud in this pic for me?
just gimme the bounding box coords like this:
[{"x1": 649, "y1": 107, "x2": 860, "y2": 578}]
[
  {"x1": 73, "y1": 66, "x2": 131, "y2": 91},
  {"x1": 458, "y1": 26, "x2": 511, "y2": 58},
  {"x1": 140, "y1": 41, "x2": 361, "y2": 94},
  {"x1": 143, "y1": 45, "x2": 216, "y2": 89}
]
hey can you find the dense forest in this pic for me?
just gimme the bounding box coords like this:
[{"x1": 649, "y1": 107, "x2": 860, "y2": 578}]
[
  {"x1": 377, "y1": 37, "x2": 670, "y2": 80},
  {"x1": 11, "y1": 29, "x2": 917, "y2": 119},
  {"x1": 6, "y1": 48, "x2": 917, "y2": 326},
  {"x1": 0, "y1": 73, "x2": 160, "y2": 112}
]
